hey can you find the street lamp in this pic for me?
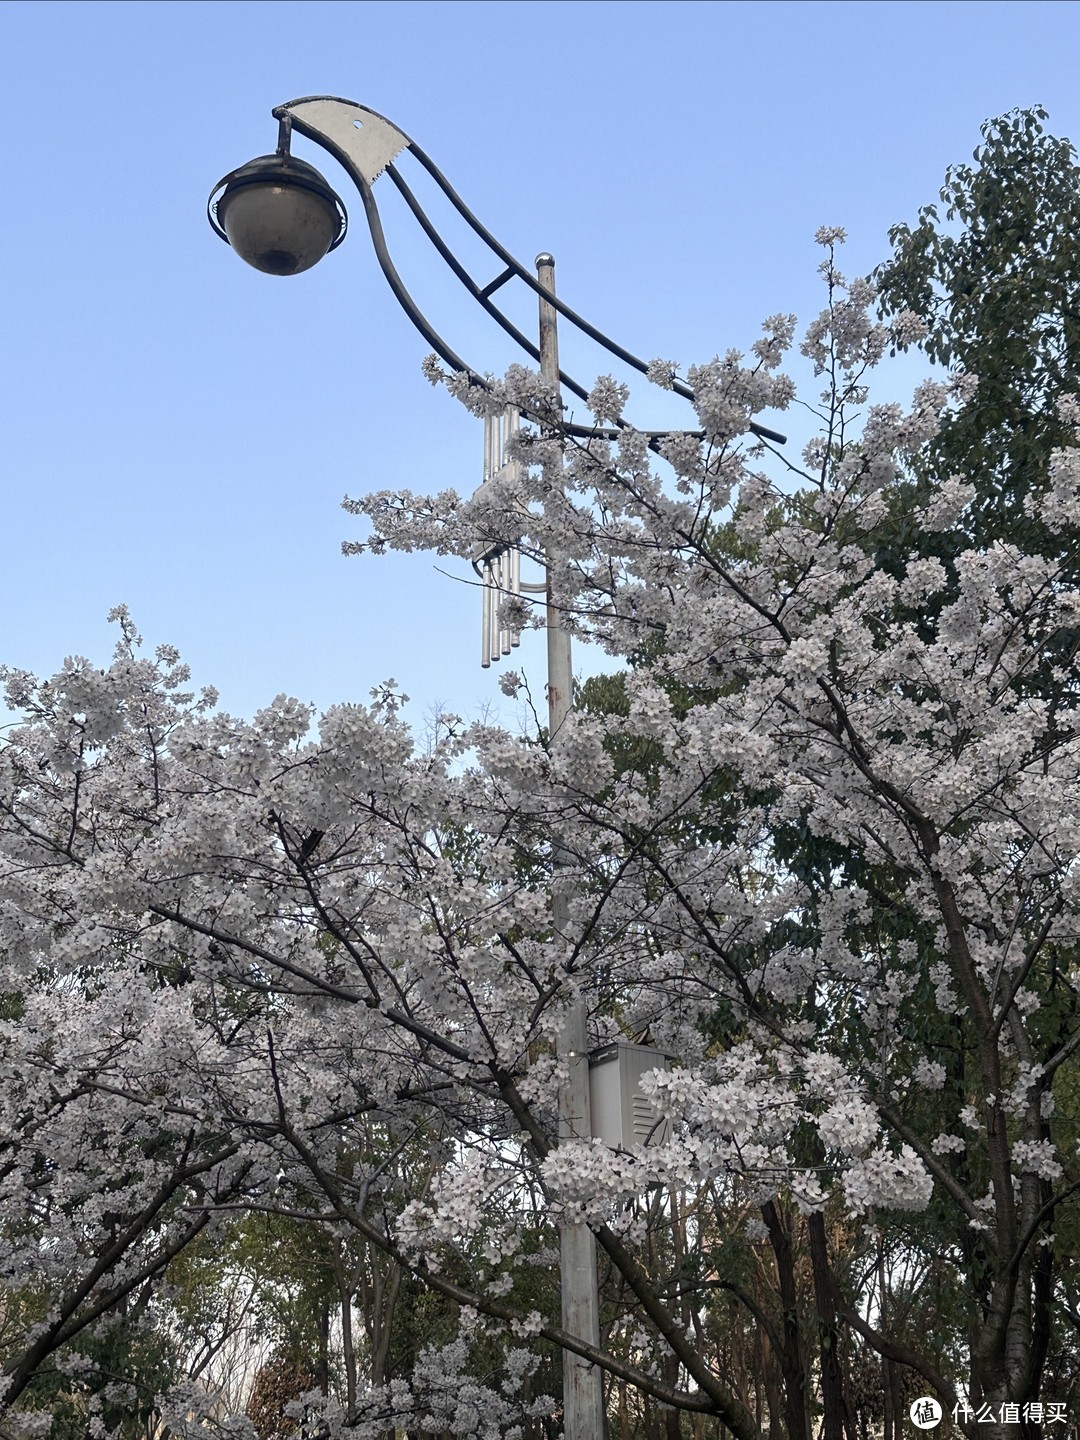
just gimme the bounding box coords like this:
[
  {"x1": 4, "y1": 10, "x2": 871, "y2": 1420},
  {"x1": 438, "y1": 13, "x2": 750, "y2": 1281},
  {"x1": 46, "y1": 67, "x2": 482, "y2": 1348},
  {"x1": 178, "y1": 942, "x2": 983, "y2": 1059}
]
[
  {"x1": 208, "y1": 145, "x2": 346, "y2": 276},
  {"x1": 209, "y1": 98, "x2": 785, "y2": 447},
  {"x1": 209, "y1": 97, "x2": 785, "y2": 1440}
]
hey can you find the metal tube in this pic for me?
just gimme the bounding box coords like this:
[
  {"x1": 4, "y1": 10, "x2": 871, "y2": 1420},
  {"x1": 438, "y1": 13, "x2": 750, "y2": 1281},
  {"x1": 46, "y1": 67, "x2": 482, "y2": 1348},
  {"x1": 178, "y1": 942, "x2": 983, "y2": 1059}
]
[
  {"x1": 493, "y1": 552, "x2": 504, "y2": 657},
  {"x1": 510, "y1": 545, "x2": 521, "y2": 651},
  {"x1": 490, "y1": 560, "x2": 502, "y2": 666},
  {"x1": 507, "y1": 407, "x2": 522, "y2": 501},
  {"x1": 481, "y1": 562, "x2": 492, "y2": 668},
  {"x1": 497, "y1": 551, "x2": 509, "y2": 656},
  {"x1": 496, "y1": 561, "x2": 504, "y2": 664},
  {"x1": 500, "y1": 589, "x2": 511, "y2": 654}
]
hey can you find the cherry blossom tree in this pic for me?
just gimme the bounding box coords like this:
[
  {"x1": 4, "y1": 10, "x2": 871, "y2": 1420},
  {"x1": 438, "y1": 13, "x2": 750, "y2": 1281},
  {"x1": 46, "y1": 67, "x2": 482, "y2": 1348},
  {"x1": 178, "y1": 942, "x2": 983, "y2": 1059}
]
[{"x1": 1, "y1": 226, "x2": 1078, "y2": 1440}]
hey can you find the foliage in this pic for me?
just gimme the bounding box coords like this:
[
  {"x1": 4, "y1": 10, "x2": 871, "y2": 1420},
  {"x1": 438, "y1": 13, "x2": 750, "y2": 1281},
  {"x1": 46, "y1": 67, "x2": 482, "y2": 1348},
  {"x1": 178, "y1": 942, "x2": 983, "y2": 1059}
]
[{"x1": 875, "y1": 105, "x2": 1080, "y2": 566}]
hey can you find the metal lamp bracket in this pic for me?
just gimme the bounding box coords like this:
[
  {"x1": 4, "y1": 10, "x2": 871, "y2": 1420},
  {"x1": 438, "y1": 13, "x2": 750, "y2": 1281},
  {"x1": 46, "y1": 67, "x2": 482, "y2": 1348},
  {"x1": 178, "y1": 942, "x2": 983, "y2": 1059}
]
[
  {"x1": 247, "y1": 97, "x2": 787, "y2": 671},
  {"x1": 274, "y1": 97, "x2": 411, "y2": 186}
]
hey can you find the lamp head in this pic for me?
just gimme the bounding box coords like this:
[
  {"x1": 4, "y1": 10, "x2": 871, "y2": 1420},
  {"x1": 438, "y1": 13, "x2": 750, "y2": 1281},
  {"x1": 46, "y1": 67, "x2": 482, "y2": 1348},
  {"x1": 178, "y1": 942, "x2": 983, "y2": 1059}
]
[{"x1": 208, "y1": 147, "x2": 347, "y2": 276}]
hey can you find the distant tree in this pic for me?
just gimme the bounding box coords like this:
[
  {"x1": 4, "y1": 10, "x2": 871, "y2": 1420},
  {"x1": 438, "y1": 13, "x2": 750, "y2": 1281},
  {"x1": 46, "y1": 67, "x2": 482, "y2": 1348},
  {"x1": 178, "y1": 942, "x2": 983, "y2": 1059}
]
[
  {"x1": 246, "y1": 1356, "x2": 315, "y2": 1440},
  {"x1": 875, "y1": 104, "x2": 1080, "y2": 567}
]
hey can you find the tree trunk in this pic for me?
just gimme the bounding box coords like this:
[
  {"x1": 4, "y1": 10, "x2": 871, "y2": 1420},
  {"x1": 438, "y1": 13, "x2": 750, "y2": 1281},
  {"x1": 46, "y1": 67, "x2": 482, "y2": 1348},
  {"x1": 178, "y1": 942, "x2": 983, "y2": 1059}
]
[
  {"x1": 762, "y1": 1200, "x2": 811, "y2": 1440},
  {"x1": 317, "y1": 1297, "x2": 330, "y2": 1396},
  {"x1": 807, "y1": 1211, "x2": 845, "y2": 1440},
  {"x1": 333, "y1": 1243, "x2": 358, "y2": 1417}
]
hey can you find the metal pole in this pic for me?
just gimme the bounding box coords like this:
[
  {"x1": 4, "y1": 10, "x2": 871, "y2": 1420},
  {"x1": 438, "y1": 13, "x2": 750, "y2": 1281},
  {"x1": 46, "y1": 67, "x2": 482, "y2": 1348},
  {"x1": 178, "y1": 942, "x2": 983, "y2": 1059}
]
[{"x1": 538, "y1": 252, "x2": 604, "y2": 1440}]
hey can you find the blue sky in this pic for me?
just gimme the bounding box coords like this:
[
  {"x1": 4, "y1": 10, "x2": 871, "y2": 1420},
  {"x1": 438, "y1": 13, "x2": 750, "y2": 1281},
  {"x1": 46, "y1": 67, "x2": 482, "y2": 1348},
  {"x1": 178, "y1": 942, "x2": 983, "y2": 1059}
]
[{"x1": 4, "y1": 0, "x2": 1080, "y2": 734}]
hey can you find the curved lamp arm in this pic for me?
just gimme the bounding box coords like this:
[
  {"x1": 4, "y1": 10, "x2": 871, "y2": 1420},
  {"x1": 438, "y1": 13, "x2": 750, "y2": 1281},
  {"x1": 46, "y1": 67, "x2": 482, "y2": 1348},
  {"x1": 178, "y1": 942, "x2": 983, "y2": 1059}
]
[{"x1": 269, "y1": 96, "x2": 787, "y2": 447}]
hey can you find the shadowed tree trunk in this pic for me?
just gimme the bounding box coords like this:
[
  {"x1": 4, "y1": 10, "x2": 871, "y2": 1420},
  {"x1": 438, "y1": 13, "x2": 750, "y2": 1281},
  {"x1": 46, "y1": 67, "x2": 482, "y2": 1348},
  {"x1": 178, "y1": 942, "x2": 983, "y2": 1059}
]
[
  {"x1": 762, "y1": 1199, "x2": 812, "y2": 1440},
  {"x1": 808, "y1": 1211, "x2": 846, "y2": 1440}
]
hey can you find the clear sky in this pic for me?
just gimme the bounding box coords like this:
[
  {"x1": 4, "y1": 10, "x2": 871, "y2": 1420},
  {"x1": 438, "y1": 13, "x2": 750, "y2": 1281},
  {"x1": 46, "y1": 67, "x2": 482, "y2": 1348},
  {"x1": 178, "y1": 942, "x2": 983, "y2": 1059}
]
[{"x1": 4, "y1": 0, "x2": 1080, "y2": 734}]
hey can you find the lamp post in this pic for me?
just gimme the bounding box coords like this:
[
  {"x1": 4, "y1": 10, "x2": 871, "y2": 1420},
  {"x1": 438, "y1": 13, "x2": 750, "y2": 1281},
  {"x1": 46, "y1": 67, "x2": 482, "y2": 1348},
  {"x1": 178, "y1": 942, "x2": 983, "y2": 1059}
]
[{"x1": 209, "y1": 98, "x2": 785, "y2": 1440}]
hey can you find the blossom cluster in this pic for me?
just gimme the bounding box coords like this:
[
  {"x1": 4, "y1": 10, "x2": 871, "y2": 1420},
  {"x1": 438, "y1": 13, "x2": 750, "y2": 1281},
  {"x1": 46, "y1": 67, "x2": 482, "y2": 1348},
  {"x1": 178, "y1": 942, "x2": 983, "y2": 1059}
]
[{"x1": 0, "y1": 230, "x2": 1075, "y2": 1429}]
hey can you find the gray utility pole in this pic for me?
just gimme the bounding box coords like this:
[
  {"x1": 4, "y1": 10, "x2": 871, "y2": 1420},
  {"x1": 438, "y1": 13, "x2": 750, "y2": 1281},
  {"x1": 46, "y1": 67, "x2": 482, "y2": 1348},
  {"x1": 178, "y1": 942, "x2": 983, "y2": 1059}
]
[{"x1": 537, "y1": 252, "x2": 605, "y2": 1440}]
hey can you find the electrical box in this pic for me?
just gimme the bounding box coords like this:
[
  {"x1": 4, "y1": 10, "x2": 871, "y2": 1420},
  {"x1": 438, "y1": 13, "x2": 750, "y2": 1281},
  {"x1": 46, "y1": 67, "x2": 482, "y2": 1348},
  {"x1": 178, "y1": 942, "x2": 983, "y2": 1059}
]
[{"x1": 588, "y1": 1041, "x2": 671, "y2": 1148}]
